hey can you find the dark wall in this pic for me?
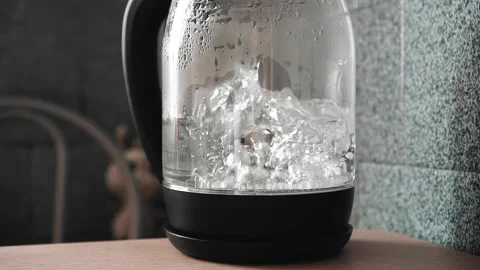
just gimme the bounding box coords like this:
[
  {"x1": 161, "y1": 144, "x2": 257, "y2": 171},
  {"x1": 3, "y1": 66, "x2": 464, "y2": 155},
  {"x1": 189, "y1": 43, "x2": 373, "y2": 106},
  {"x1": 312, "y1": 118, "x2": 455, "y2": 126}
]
[{"x1": 0, "y1": 0, "x2": 135, "y2": 245}]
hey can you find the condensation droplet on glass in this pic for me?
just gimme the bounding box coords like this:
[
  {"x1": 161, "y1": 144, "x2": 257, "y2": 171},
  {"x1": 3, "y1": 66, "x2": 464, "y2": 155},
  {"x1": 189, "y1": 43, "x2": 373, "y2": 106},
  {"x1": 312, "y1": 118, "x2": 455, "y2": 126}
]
[{"x1": 287, "y1": 31, "x2": 292, "y2": 36}]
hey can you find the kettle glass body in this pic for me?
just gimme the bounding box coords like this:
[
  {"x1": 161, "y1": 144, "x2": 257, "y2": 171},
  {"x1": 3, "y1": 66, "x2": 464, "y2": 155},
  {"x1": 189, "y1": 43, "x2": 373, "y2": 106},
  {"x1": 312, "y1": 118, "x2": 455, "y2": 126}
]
[
  {"x1": 123, "y1": 0, "x2": 356, "y2": 264},
  {"x1": 161, "y1": 0, "x2": 355, "y2": 195}
]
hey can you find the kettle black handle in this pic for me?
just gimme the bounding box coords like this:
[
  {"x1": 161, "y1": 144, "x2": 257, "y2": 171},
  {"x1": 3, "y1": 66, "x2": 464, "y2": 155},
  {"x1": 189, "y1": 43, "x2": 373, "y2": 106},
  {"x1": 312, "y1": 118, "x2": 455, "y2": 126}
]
[{"x1": 122, "y1": 0, "x2": 168, "y2": 182}]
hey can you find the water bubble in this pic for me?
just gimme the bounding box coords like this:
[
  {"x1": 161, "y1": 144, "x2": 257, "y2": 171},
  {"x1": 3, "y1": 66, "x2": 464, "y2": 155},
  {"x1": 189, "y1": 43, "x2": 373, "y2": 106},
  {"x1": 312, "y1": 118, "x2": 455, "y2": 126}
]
[
  {"x1": 216, "y1": 17, "x2": 232, "y2": 24},
  {"x1": 186, "y1": 67, "x2": 352, "y2": 191}
]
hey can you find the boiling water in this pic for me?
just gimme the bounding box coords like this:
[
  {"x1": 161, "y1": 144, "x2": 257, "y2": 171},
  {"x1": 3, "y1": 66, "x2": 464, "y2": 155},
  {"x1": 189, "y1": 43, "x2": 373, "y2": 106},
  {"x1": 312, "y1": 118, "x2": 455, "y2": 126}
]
[{"x1": 164, "y1": 67, "x2": 354, "y2": 192}]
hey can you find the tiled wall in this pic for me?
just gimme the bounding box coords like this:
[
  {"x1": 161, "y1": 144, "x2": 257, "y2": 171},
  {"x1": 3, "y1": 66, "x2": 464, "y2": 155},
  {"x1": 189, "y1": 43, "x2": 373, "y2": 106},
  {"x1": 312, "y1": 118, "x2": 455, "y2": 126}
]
[
  {"x1": 0, "y1": 0, "x2": 133, "y2": 245},
  {"x1": 348, "y1": 0, "x2": 480, "y2": 255}
]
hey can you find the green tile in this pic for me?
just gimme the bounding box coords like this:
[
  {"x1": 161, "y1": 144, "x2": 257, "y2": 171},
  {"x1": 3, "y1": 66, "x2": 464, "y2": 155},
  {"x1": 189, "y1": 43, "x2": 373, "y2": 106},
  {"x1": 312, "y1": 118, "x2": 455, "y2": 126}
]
[
  {"x1": 350, "y1": 0, "x2": 406, "y2": 164},
  {"x1": 356, "y1": 162, "x2": 480, "y2": 255},
  {"x1": 404, "y1": 0, "x2": 480, "y2": 172}
]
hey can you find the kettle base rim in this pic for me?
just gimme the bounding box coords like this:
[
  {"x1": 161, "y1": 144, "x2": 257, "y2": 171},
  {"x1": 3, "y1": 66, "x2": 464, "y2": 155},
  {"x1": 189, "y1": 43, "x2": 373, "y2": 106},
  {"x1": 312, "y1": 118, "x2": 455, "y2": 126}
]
[
  {"x1": 165, "y1": 224, "x2": 353, "y2": 264},
  {"x1": 162, "y1": 186, "x2": 355, "y2": 264}
]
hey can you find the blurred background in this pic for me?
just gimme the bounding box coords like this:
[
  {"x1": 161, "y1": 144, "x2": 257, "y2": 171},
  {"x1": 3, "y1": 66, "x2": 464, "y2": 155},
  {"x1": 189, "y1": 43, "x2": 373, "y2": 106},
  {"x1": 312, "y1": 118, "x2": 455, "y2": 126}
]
[
  {"x1": 0, "y1": 0, "x2": 171, "y2": 246},
  {"x1": 0, "y1": 0, "x2": 479, "y2": 256}
]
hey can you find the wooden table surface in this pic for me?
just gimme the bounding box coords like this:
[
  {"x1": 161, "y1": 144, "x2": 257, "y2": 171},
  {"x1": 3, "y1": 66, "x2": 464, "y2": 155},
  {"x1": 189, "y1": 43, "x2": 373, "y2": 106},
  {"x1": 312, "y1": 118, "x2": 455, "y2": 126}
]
[{"x1": 1, "y1": 230, "x2": 479, "y2": 269}]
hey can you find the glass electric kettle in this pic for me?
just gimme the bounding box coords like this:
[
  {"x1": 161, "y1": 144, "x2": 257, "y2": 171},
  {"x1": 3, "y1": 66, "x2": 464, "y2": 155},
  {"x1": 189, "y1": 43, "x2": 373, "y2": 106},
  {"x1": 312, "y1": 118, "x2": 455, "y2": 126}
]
[{"x1": 123, "y1": 0, "x2": 355, "y2": 264}]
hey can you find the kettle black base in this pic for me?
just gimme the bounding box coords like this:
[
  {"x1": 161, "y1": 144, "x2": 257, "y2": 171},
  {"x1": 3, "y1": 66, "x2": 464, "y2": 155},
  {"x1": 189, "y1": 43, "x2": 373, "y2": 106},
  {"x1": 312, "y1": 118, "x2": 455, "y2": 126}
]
[
  {"x1": 165, "y1": 224, "x2": 353, "y2": 264},
  {"x1": 162, "y1": 186, "x2": 355, "y2": 264}
]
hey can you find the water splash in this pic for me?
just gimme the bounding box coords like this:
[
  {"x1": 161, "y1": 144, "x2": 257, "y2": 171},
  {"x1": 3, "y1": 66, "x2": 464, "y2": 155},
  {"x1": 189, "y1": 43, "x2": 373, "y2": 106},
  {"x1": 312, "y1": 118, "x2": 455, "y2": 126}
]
[{"x1": 186, "y1": 67, "x2": 354, "y2": 191}]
